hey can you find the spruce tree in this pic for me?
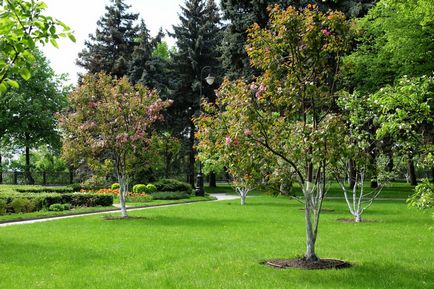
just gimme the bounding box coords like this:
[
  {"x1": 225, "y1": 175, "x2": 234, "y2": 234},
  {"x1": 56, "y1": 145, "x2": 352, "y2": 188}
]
[
  {"x1": 169, "y1": 0, "x2": 222, "y2": 186},
  {"x1": 76, "y1": 0, "x2": 139, "y2": 78}
]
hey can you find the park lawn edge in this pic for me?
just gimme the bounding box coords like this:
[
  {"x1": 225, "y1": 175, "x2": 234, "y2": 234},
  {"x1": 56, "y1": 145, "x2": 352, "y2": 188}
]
[{"x1": 0, "y1": 195, "x2": 216, "y2": 224}]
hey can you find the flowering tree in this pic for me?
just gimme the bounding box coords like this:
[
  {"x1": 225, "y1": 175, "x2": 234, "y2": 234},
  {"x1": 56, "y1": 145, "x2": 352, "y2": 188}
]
[
  {"x1": 196, "y1": 5, "x2": 353, "y2": 262},
  {"x1": 59, "y1": 73, "x2": 172, "y2": 217}
]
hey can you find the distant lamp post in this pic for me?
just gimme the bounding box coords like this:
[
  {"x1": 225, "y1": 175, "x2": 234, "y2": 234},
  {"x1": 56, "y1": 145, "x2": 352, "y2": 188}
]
[{"x1": 195, "y1": 66, "x2": 214, "y2": 196}]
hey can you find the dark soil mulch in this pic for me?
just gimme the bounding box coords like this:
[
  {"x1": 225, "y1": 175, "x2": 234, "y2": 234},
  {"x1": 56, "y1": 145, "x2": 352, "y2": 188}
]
[
  {"x1": 336, "y1": 218, "x2": 381, "y2": 223},
  {"x1": 103, "y1": 216, "x2": 151, "y2": 221},
  {"x1": 261, "y1": 258, "x2": 351, "y2": 270}
]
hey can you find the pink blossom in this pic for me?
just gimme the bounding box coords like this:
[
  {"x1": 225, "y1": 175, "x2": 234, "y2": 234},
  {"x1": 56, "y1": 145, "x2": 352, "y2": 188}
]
[
  {"x1": 89, "y1": 101, "x2": 97, "y2": 109},
  {"x1": 244, "y1": 129, "x2": 253, "y2": 136},
  {"x1": 233, "y1": 138, "x2": 239, "y2": 145},
  {"x1": 250, "y1": 83, "x2": 258, "y2": 92},
  {"x1": 256, "y1": 83, "x2": 266, "y2": 98},
  {"x1": 225, "y1": 136, "x2": 232, "y2": 145},
  {"x1": 321, "y1": 29, "x2": 331, "y2": 36}
]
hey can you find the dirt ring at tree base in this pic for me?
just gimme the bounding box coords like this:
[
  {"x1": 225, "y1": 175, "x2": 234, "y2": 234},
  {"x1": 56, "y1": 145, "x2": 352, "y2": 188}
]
[
  {"x1": 336, "y1": 218, "x2": 382, "y2": 223},
  {"x1": 261, "y1": 258, "x2": 351, "y2": 270}
]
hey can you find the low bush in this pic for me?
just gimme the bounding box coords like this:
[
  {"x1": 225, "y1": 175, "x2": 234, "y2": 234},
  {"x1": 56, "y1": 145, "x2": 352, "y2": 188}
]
[
  {"x1": 0, "y1": 199, "x2": 6, "y2": 214},
  {"x1": 49, "y1": 203, "x2": 72, "y2": 211},
  {"x1": 151, "y1": 191, "x2": 190, "y2": 200},
  {"x1": 111, "y1": 183, "x2": 120, "y2": 190},
  {"x1": 10, "y1": 198, "x2": 37, "y2": 213},
  {"x1": 126, "y1": 194, "x2": 153, "y2": 202},
  {"x1": 133, "y1": 184, "x2": 147, "y2": 193},
  {"x1": 0, "y1": 193, "x2": 113, "y2": 215},
  {"x1": 16, "y1": 187, "x2": 73, "y2": 194},
  {"x1": 154, "y1": 179, "x2": 192, "y2": 194},
  {"x1": 146, "y1": 184, "x2": 157, "y2": 194}
]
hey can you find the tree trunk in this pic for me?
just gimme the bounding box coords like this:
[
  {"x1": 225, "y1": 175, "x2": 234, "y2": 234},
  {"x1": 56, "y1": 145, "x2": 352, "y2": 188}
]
[
  {"x1": 24, "y1": 141, "x2": 35, "y2": 185},
  {"x1": 0, "y1": 153, "x2": 2, "y2": 184},
  {"x1": 303, "y1": 183, "x2": 319, "y2": 262},
  {"x1": 240, "y1": 192, "x2": 246, "y2": 205},
  {"x1": 119, "y1": 176, "x2": 128, "y2": 218},
  {"x1": 348, "y1": 158, "x2": 356, "y2": 189},
  {"x1": 407, "y1": 157, "x2": 417, "y2": 186},
  {"x1": 355, "y1": 212, "x2": 362, "y2": 223},
  {"x1": 208, "y1": 171, "x2": 216, "y2": 187}
]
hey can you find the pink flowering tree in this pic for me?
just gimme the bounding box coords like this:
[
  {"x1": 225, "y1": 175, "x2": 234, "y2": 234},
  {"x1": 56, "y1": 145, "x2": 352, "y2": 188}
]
[
  {"x1": 196, "y1": 5, "x2": 353, "y2": 262},
  {"x1": 59, "y1": 73, "x2": 172, "y2": 217}
]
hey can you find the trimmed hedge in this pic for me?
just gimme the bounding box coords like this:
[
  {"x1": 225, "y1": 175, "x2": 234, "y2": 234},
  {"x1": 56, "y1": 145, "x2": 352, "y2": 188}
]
[
  {"x1": 133, "y1": 184, "x2": 147, "y2": 193},
  {"x1": 154, "y1": 179, "x2": 192, "y2": 194},
  {"x1": 151, "y1": 191, "x2": 190, "y2": 200},
  {"x1": 16, "y1": 187, "x2": 73, "y2": 194},
  {"x1": 0, "y1": 193, "x2": 113, "y2": 214}
]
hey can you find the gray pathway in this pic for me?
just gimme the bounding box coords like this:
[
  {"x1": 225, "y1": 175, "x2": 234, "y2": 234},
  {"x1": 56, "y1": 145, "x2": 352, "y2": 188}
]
[{"x1": 0, "y1": 193, "x2": 239, "y2": 228}]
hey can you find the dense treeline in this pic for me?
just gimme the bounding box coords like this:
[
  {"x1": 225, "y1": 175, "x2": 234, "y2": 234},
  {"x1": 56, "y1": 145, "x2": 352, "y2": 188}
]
[{"x1": 1, "y1": 0, "x2": 433, "y2": 193}]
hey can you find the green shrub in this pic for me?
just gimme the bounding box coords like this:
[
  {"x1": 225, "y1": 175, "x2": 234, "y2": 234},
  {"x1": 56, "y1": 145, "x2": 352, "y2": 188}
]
[
  {"x1": 68, "y1": 183, "x2": 82, "y2": 192},
  {"x1": 49, "y1": 203, "x2": 65, "y2": 211},
  {"x1": 407, "y1": 179, "x2": 434, "y2": 209},
  {"x1": 146, "y1": 184, "x2": 157, "y2": 194},
  {"x1": 111, "y1": 183, "x2": 120, "y2": 190},
  {"x1": 126, "y1": 194, "x2": 153, "y2": 202},
  {"x1": 151, "y1": 191, "x2": 190, "y2": 200},
  {"x1": 154, "y1": 179, "x2": 192, "y2": 194},
  {"x1": 16, "y1": 187, "x2": 73, "y2": 194},
  {"x1": 10, "y1": 198, "x2": 36, "y2": 213},
  {"x1": 133, "y1": 184, "x2": 147, "y2": 193},
  {"x1": 0, "y1": 199, "x2": 7, "y2": 215}
]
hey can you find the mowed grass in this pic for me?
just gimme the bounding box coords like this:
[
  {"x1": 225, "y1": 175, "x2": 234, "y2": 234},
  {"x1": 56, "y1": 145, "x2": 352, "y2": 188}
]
[{"x1": 0, "y1": 196, "x2": 432, "y2": 289}]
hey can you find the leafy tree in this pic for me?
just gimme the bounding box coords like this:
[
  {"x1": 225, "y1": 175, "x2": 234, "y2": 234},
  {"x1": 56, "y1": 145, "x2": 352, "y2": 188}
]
[
  {"x1": 341, "y1": 0, "x2": 434, "y2": 94},
  {"x1": 197, "y1": 5, "x2": 353, "y2": 261},
  {"x1": 220, "y1": 0, "x2": 375, "y2": 80},
  {"x1": 168, "y1": 0, "x2": 222, "y2": 186},
  {"x1": 0, "y1": 0, "x2": 74, "y2": 92},
  {"x1": 0, "y1": 50, "x2": 68, "y2": 184},
  {"x1": 59, "y1": 73, "x2": 172, "y2": 217},
  {"x1": 76, "y1": 0, "x2": 139, "y2": 78}
]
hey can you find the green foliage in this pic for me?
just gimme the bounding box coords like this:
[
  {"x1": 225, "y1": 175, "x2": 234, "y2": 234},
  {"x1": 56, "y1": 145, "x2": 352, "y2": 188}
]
[
  {"x1": 151, "y1": 191, "x2": 190, "y2": 200},
  {"x1": 154, "y1": 179, "x2": 192, "y2": 193},
  {"x1": 48, "y1": 203, "x2": 71, "y2": 212},
  {"x1": 0, "y1": 198, "x2": 6, "y2": 214},
  {"x1": 10, "y1": 198, "x2": 36, "y2": 213},
  {"x1": 111, "y1": 183, "x2": 120, "y2": 190},
  {"x1": 132, "y1": 184, "x2": 147, "y2": 193},
  {"x1": 145, "y1": 184, "x2": 157, "y2": 194},
  {"x1": 0, "y1": 0, "x2": 74, "y2": 92},
  {"x1": 407, "y1": 179, "x2": 434, "y2": 209},
  {"x1": 341, "y1": 0, "x2": 434, "y2": 93},
  {"x1": 15, "y1": 187, "x2": 73, "y2": 193}
]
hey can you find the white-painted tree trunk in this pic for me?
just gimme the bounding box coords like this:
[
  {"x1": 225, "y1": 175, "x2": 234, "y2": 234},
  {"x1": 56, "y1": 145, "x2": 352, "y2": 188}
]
[
  {"x1": 235, "y1": 186, "x2": 251, "y2": 206},
  {"x1": 302, "y1": 181, "x2": 323, "y2": 262},
  {"x1": 338, "y1": 172, "x2": 381, "y2": 223},
  {"x1": 118, "y1": 175, "x2": 129, "y2": 218}
]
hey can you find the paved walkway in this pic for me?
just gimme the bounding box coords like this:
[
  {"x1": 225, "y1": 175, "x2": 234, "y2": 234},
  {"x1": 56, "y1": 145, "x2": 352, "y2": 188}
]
[{"x1": 0, "y1": 193, "x2": 239, "y2": 228}]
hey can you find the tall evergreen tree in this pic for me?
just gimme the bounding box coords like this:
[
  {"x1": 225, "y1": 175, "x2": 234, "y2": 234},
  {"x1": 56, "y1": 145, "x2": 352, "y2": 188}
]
[
  {"x1": 76, "y1": 0, "x2": 139, "y2": 78},
  {"x1": 169, "y1": 0, "x2": 222, "y2": 186},
  {"x1": 220, "y1": 0, "x2": 376, "y2": 80}
]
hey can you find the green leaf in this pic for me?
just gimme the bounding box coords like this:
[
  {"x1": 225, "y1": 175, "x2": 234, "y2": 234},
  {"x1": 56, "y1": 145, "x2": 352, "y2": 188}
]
[
  {"x1": 20, "y1": 68, "x2": 31, "y2": 80},
  {"x1": 68, "y1": 33, "x2": 76, "y2": 43},
  {"x1": 50, "y1": 38, "x2": 59, "y2": 48},
  {"x1": 0, "y1": 83, "x2": 7, "y2": 93},
  {"x1": 6, "y1": 79, "x2": 19, "y2": 88}
]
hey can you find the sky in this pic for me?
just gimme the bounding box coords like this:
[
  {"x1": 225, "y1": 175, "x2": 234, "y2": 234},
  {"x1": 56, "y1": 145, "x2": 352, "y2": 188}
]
[{"x1": 41, "y1": 0, "x2": 185, "y2": 84}]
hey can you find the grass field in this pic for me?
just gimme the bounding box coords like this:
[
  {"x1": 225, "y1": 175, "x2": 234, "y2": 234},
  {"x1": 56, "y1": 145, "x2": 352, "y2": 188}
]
[{"x1": 0, "y1": 195, "x2": 432, "y2": 289}]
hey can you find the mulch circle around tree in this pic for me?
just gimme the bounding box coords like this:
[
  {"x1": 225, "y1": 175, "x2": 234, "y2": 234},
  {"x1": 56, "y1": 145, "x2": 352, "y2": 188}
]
[
  {"x1": 103, "y1": 216, "x2": 151, "y2": 221},
  {"x1": 261, "y1": 258, "x2": 351, "y2": 270},
  {"x1": 336, "y1": 218, "x2": 381, "y2": 223}
]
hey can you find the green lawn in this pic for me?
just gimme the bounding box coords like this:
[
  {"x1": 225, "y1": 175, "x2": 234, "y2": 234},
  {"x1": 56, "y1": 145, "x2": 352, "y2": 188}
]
[{"x1": 0, "y1": 196, "x2": 432, "y2": 289}]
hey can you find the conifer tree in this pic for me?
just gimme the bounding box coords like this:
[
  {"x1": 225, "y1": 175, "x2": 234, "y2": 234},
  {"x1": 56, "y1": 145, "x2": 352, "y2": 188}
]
[
  {"x1": 169, "y1": 0, "x2": 222, "y2": 186},
  {"x1": 76, "y1": 0, "x2": 139, "y2": 78}
]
